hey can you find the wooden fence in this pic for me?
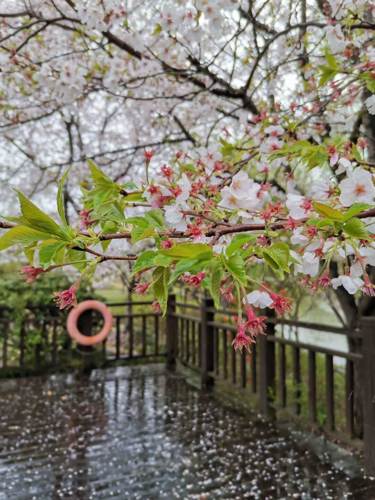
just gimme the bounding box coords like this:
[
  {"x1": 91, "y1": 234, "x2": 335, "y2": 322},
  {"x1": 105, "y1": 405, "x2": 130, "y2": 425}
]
[{"x1": 166, "y1": 295, "x2": 375, "y2": 476}]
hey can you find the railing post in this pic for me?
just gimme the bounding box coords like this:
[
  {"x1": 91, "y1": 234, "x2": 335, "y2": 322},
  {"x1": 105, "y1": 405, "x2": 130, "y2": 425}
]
[
  {"x1": 166, "y1": 294, "x2": 177, "y2": 370},
  {"x1": 361, "y1": 317, "x2": 375, "y2": 476},
  {"x1": 200, "y1": 296, "x2": 214, "y2": 389},
  {"x1": 258, "y1": 320, "x2": 276, "y2": 418}
]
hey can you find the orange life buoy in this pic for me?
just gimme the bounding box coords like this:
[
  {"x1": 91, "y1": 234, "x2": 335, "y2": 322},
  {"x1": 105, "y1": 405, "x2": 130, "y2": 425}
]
[{"x1": 67, "y1": 300, "x2": 113, "y2": 346}]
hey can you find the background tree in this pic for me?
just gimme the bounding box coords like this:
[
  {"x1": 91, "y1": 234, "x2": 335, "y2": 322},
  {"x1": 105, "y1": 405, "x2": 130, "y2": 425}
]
[{"x1": 0, "y1": 0, "x2": 374, "y2": 433}]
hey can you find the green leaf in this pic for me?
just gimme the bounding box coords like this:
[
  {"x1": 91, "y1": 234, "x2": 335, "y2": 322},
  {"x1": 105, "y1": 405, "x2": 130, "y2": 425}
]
[
  {"x1": 308, "y1": 218, "x2": 335, "y2": 229},
  {"x1": 318, "y1": 48, "x2": 340, "y2": 86},
  {"x1": 101, "y1": 221, "x2": 118, "y2": 233},
  {"x1": 208, "y1": 259, "x2": 223, "y2": 308},
  {"x1": 16, "y1": 191, "x2": 69, "y2": 239},
  {"x1": 173, "y1": 258, "x2": 200, "y2": 275},
  {"x1": 224, "y1": 254, "x2": 247, "y2": 286},
  {"x1": 343, "y1": 203, "x2": 371, "y2": 221},
  {"x1": 88, "y1": 159, "x2": 115, "y2": 188},
  {"x1": 126, "y1": 216, "x2": 149, "y2": 227},
  {"x1": 24, "y1": 244, "x2": 36, "y2": 264},
  {"x1": 179, "y1": 163, "x2": 196, "y2": 174},
  {"x1": 313, "y1": 202, "x2": 344, "y2": 221},
  {"x1": 360, "y1": 72, "x2": 375, "y2": 93},
  {"x1": 343, "y1": 218, "x2": 369, "y2": 239},
  {"x1": 0, "y1": 226, "x2": 51, "y2": 251},
  {"x1": 132, "y1": 251, "x2": 172, "y2": 275},
  {"x1": 122, "y1": 192, "x2": 144, "y2": 202},
  {"x1": 324, "y1": 48, "x2": 339, "y2": 70},
  {"x1": 270, "y1": 140, "x2": 328, "y2": 168},
  {"x1": 262, "y1": 243, "x2": 290, "y2": 277},
  {"x1": 262, "y1": 251, "x2": 279, "y2": 270},
  {"x1": 226, "y1": 234, "x2": 256, "y2": 257},
  {"x1": 268, "y1": 242, "x2": 290, "y2": 272},
  {"x1": 153, "y1": 254, "x2": 174, "y2": 267},
  {"x1": 65, "y1": 248, "x2": 87, "y2": 271},
  {"x1": 220, "y1": 139, "x2": 236, "y2": 157},
  {"x1": 39, "y1": 241, "x2": 67, "y2": 268},
  {"x1": 122, "y1": 181, "x2": 138, "y2": 191},
  {"x1": 126, "y1": 216, "x2": 157, "y2": 243},
  {"x1": 319, "y1": 66, "x2": 337, "y2": 86},
  {"x1": 160, "y1": 243, "x2": 213, "y2": 260},
  {"x1": 144, "y1": 209, "x2": 164, "y2": 228},
  {"x1": 152, "y1": 267, "x2": 169, "y2": 315},
  {"x1": 57, "y1": 169, "x2": 69, "y2": 227},
  {"x1": 132, "y1": 250, "x2": 157, "y2": 274},
  {"x1": 131, "y1": 225, "x2": 156, "y2": 243}
]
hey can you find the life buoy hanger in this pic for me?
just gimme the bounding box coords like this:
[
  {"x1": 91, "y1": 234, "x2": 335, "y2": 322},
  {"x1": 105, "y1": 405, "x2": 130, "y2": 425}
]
[{"x1": 67, "y1": 300, "x2": 113, "y2": 346}]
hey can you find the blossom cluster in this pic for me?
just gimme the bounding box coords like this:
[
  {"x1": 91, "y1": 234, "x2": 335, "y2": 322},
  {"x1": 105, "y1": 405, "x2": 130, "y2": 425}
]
[{"x1": 0, "y1": 0, "x2": 374, "y2": 351}]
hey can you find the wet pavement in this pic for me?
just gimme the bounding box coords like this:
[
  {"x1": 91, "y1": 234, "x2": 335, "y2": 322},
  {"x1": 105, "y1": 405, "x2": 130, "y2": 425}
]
[{"x1": 0, "y1": 365, "x2": 374, "y2": 499}]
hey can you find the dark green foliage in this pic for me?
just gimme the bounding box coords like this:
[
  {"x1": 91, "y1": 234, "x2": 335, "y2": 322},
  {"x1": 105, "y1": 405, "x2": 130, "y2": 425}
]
[{"x1": 0, "y1": 265, "x2": 99, "y2": 370}]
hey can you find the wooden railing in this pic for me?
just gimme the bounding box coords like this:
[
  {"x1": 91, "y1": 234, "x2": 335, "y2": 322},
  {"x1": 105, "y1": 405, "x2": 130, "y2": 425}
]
[
  {"x1": 102, "y1": 301, "x2": 164, "y2": 361},
  {"x1": 0, "y1": 301, "x2": 164, "y2": 371},
  {"x1": 167, "y1": 295, "x2": 375, "y2": 476}
]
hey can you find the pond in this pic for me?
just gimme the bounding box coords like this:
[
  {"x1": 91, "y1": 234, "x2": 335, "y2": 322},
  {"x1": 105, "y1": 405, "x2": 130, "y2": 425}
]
[{"x1": 0, "y1": 364, "x2": 374, "y2": 499}]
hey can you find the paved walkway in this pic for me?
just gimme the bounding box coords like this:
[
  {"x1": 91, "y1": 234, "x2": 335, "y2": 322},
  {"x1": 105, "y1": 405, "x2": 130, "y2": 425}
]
[{"x1": 0, "y1": 365, "x2": 374, "y2": 499}]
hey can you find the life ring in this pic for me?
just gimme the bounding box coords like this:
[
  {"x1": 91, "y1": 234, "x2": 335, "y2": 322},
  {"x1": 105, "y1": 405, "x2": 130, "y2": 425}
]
[{"x1": 67, "y1": 300, "x2": 113, "y2": 346}]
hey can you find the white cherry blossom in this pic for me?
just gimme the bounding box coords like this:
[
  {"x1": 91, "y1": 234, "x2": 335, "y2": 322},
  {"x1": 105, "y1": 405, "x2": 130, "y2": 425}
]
[
  {"x1": 326, "y1": 24, "x2": 347, "y2": 52},
  {"x1": 365, "y1": 95, "x2": 375, "y2": 115},
  {"x1": 175, "y1": 174, "x2": 192, "y2": 203},
  {"x1": 286, "y1": 194, "x2": 312, "y2": 220},
  {"x1": 291, "y1": 228, "x2": 308, "y2": 245},
  {"x1": 335, "y1": 158, "x2": 353, "y2": 176},
  {"x1": 244, "y1": 291, "x2": 273, "y2": 308},
  {"x1": 339, "y1": 168, "x2": 375, "y2": 207},
  {"x1": 164, "y1": 203, "x2": 188, "y2": 231},
  {"x1": 331, "y1": 276, "x2": 364, "y2": 295},
  {"x1": 295, "y1": 252, "x2": 320, "y2": 277}
]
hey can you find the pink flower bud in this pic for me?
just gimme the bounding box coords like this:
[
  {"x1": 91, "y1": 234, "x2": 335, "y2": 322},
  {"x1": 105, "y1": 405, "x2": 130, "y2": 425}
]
[
  {"x1": 135, "y1": 283, "x2": 150, "y2": 295},
  {"x1": 161, "y1": 239, "x2": 173, "y2": 249},
  {"x1": 232, "y1": 322, "x2": 254, "y2": 352},
  {"x1": 21, "y1": 266, "x2": 44, "y2": 283},
  {"x1": 144, "y1": 150, "x2": 154, "y2": 162},
  {"x1": 53, "y1": 285, "x2": 78, "y2": 310}
]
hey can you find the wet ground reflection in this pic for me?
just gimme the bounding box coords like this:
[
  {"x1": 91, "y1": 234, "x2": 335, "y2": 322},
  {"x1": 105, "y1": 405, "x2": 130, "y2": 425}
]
[{"x1": 0, "y1": 364, "x2": 374, "y2": 499}]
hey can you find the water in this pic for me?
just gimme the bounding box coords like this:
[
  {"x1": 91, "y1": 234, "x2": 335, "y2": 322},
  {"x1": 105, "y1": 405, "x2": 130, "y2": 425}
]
[{"x1": 0, "y1": 365, "x2": 373, "y2": 499}]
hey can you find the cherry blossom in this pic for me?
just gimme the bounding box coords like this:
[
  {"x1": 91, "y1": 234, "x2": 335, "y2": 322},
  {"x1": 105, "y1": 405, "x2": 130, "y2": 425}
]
[
  {"x1": 182, "y1": 272, "x2": 206, "y2": 287},
  {"x1": 21, "y1": 266, "x2": 44, "y2": 284},
  {"x1": 245, "y1": 291, "x2": 273, "y2": 309},
  {"x1": 269, "y1": 292, "x2": 293, "y2": 316},
  {"x1": 339, "y1": 168, "x2": 375, "y2": 207},
  {"x1": 54, "y1": 286, "x2": 78, "y2": 310},
  {"x1": 232, "y1": 322, "x2": 253, "y2": 352},
  {"x1": 286, "y1": 194, "x2": 312, "y2": 220},
  {"x1": 294, "y1": 252, "x2": 320, "y2": 277},
  {"x1": 365, "y1": 95, "x2": 375, "y2": 115},
  {"x1": 331, "y1": 276, "x2": 364, "y2": 295},
  {"x1": 135, "y1": 283, "x2": 150, "y2": 295}
]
